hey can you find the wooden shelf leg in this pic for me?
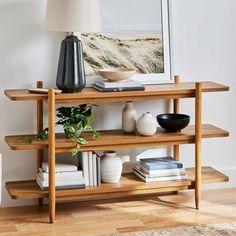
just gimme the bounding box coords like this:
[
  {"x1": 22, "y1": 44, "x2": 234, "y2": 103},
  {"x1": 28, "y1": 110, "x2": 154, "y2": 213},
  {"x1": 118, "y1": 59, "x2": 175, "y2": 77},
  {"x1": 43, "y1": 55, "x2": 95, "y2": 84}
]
[
  {"x1": 36, "y1": 81, "x2": 44, "y2": 206},
  {"x1": 173, "y1": 75, "x2": 180, "y2": 161},
  {"x1": 48, "y1": 89, "x2": 56, "y2": 223},
  {"x1": 195, "y1": 83, "x2": 202, "y2": 209}
]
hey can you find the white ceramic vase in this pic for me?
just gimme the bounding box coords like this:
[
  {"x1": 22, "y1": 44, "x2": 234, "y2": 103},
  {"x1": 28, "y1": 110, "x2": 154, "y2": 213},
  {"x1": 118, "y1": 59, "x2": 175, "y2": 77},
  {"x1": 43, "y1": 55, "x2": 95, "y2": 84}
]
[
  {"x1": 122, "y1": 101, "x2": 137, "y2": 133},
  {"x1": 100, "y1": 151, "x2": 129, "y2": 183},
  {"x1": 137, "y1": 112, "x2": 157, "y2": 136}
]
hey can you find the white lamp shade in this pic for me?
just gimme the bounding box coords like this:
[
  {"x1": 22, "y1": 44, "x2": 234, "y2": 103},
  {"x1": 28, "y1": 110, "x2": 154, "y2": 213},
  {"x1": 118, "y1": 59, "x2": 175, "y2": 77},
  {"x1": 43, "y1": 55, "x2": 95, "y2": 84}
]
[{"x1": 45, "y1": 0, "x2": 101, "y2": 32}]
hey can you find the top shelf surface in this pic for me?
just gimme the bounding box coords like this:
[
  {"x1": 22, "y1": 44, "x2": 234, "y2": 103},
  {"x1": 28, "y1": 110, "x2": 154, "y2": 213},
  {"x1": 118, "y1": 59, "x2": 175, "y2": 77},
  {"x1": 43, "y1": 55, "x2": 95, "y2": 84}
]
[{"x1": 4, "y1": 81, "x2": 229, "y2": 104}]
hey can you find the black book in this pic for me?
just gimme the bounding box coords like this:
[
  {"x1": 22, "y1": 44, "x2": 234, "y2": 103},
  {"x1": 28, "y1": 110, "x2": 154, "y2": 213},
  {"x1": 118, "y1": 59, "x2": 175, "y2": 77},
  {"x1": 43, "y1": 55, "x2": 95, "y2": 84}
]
[{"x1": 77, "y1": 152, "x2": 83, "y2": 171}]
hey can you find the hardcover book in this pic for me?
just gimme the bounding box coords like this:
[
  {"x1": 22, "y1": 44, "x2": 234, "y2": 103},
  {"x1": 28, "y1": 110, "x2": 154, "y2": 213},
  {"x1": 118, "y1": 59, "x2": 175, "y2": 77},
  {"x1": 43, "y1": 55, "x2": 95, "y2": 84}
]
[
  {"x1": 82, "y1": 152, "x2": 89, "y2": 186},
  {"x1": 92, "y1": 84, "x2": 145, "y2": 92},
  {"x1": 38, "y1": 168, "x2": 83, "y2": 181},
  {"x1": 95, "y1": 79, "x2": 141, "y2": 88},
  {"x1": 92, "y1": 153, "x2": 97, "y2": 186},
  {"x1": 88, "y1": 151, "x2": 94, "y2": 186},
  {"x1": 133, "y1": 169, "x2": 187, "y2": 183},
  {"x1": 140, "y1": 157, "x2": 183, "y2": 170},
  {"x1": 134, "y1": 166, "x2": 186, "y2": 177},
  {"x1": 41, "y1": 162, "x2": 78, "y2": 173},
  {"x1": 36, "y1": 178, "x2": 85, "y2": 191}
]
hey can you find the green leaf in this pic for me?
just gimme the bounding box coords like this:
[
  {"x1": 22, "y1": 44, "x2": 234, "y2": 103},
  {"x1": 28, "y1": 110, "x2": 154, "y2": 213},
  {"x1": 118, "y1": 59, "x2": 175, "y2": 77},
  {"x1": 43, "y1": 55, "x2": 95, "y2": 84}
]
[
  {"x1": 64, "y1": 125, "x2": 75, "y2": 133},
  {"x1": 77, "y1": 138, "x2": 87, "y2": 145},
  {"x1": 83, "y1": 125, "x2": 93, "y2": 132},
  {"x1": 37, "y1": 132, "x2": 45, "y2": 140},
  {"x1": 75, "y1": 122, "x2": 82, "y2": 130},
  {"x1": 93, "y1": 132, "x2": 100, "y2": 139},
  {"x1": 72, "y1": 148, "x2": 78, "y2": 156},
  {"x1": 26, "y1": 136, "x2": 33, "y2": 143},
  {"x1": 67, "y1": 134, "x2": 75, "y2": 139}
]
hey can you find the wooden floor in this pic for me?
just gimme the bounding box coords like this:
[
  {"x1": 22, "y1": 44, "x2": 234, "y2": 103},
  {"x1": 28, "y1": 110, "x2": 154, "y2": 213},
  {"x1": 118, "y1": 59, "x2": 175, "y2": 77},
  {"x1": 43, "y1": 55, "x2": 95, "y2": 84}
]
[{"x1": 1, "y1": 188, "x2": 236, "y2": 236}]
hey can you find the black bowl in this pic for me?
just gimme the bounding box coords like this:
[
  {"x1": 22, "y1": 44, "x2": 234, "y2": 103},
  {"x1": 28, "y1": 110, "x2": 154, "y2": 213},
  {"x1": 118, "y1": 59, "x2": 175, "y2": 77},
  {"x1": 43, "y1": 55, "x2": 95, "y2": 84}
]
[{"x1": 156, "y1": 113, "x2": 190, "y2": 132}]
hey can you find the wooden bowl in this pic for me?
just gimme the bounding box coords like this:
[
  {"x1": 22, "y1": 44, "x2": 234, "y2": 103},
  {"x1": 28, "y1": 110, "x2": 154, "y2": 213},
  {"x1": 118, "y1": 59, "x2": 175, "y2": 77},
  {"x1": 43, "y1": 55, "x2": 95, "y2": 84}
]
[{"x1": 98, "y1": 68, "x2": 136, "y2": 82}]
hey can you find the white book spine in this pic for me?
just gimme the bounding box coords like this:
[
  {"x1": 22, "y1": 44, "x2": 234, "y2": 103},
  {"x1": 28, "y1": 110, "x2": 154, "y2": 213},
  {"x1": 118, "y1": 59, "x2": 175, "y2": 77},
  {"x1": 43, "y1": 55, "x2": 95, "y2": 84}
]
[
  {"x1": 82, "y1": 152, "x2": 89, "y2": 187},
  {"x1": 96, "y1": 156, "x2": 101, "y2": 185},
  {"x1": 88, "y1": 151, "x2": 93, "y2": 186},
  {"x1": 92, "y1": 153, "x2": 97, "y2": 186}
]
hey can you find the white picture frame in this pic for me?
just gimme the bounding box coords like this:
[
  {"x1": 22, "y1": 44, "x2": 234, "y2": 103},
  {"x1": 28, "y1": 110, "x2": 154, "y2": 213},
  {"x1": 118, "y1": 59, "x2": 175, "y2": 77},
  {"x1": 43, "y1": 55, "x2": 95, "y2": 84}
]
[{"x1": 78, "y1": 0, "x2": 172, "y2": 86}]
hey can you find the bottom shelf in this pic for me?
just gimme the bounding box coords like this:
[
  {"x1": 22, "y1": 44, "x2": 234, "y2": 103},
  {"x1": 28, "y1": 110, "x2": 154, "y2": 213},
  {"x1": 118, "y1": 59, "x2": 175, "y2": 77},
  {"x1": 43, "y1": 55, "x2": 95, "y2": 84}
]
[{"x1": 6, "y1": 167, "x2": 228, "y2": 201}]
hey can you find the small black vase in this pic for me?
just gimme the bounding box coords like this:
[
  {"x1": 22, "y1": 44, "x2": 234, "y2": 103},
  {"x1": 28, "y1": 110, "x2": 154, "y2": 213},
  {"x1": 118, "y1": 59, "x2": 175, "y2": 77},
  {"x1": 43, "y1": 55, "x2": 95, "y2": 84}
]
[{"x1": 56, "y1": 35, "x2": 86, "y2": 93}]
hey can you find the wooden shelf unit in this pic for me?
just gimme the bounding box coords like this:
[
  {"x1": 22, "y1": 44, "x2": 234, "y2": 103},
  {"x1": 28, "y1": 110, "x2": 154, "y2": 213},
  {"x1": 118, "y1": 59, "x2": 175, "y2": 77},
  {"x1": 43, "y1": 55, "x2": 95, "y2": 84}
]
[{"x1": 4, "y1": 79, "x2": 229, "y2": 223}]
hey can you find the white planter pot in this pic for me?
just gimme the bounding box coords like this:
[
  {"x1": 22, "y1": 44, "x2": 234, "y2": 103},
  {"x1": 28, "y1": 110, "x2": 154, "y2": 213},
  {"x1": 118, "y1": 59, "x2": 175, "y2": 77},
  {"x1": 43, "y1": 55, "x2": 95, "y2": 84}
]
[
  {"x1": 64, "y1": 124, "x2": 83, "y2": 138},
  {"x1": 100, "y1": 151, "x2": 129, "y2": 183},
  {"x1": 137, "y1": 112, "x2": 157, "y2": 136},
  {"x1": 122, "y1": 102, "x2": 137, "y2": 133}
]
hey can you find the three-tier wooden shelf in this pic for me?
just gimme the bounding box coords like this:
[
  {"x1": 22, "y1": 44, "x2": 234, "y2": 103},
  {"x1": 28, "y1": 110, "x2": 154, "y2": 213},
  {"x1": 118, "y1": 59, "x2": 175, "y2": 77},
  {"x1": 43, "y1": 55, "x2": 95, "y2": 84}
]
[{"x1": 4, "y1": 78, "x2": 229, "y2": 223}]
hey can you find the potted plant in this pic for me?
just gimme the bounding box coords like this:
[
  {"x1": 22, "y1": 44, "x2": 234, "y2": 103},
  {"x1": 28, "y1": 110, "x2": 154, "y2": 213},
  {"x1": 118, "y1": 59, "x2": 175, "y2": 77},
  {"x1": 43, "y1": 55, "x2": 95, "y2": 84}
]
[{"x1": 35, "y1": 104, "x2": 99, "y2": 156}]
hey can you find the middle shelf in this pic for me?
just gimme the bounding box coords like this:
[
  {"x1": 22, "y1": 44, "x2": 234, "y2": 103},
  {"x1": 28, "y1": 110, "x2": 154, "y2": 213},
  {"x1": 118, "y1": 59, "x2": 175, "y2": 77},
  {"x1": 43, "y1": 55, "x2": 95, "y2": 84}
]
[{"x1": 5, "y1": 124, "x2": 229, "y2": 152}]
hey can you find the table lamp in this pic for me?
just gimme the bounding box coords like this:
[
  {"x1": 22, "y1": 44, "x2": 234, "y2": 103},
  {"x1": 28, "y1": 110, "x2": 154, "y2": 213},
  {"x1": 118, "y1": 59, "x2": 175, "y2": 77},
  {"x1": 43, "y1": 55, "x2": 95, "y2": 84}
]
[{"x1": 45, "y1": 0, "x2": 101, "y2": 93}]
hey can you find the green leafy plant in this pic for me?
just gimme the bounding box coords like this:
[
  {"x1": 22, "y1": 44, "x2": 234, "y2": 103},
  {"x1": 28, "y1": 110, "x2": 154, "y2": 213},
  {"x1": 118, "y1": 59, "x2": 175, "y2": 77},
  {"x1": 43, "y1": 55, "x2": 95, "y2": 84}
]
[{"x1": 30, "y1": 104, "x2": 99, "y2": 156}]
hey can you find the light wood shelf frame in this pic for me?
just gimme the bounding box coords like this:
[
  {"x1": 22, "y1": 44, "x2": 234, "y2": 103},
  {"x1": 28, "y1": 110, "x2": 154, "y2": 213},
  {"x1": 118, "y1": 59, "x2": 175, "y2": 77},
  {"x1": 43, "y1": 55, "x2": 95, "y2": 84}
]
[
  {"x1": 173, "y1": 75, "x2": 180, "y2": 161},
  {"x1": 4, "y1": 80, "x2": 229, "y2": 223},
  {"x1": 36, "y1": 81, "x2": 43, "y2": 206}
]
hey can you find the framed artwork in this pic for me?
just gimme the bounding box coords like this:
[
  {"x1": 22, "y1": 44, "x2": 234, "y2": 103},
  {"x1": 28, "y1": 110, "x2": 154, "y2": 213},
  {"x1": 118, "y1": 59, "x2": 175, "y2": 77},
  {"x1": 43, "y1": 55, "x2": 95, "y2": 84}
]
[{"x1": 81, "y1": 0, "x2": 172, "y2": 85}]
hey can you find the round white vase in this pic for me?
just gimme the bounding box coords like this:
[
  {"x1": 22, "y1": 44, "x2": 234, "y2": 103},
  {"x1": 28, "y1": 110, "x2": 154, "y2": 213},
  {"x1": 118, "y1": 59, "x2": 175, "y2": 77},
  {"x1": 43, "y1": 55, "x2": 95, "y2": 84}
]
[
  {"x1": 137, "y1": 112, "x2": 157, "y2": 136},
  {"x1": 101, "y1": 151, "x2": 128, "y2": 183},
  {"x1": 122, "y1": 101, "x2": 137, "y2": 133}
]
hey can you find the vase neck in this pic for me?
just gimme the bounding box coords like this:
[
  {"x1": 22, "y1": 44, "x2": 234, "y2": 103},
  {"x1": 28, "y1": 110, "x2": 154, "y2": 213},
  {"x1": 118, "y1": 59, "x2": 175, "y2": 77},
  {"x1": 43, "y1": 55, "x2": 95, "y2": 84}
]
[
  {"x1": 126, "y1": 102, "x2": 134, "y2": 108},
  {"x1": 143, "y1": 112, "x2": 152, "y2": 116},
  {"x1": 104, "y1": 151, "x2": 116, "y2": 157}
]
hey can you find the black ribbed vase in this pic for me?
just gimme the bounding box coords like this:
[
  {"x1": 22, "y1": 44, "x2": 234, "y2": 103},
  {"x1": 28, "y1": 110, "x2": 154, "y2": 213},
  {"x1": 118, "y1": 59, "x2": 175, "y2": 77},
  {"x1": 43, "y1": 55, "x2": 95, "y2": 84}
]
[{"x1": 56, "y1": 35, "x2": 86, "y2": 93}]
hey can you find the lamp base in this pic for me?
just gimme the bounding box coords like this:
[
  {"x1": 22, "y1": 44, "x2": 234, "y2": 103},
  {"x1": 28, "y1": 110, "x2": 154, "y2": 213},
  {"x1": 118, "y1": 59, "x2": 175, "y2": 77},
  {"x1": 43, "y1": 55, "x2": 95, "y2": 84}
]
[{"x1": 56, "y1": 35, "x2": 86, "y2": 93}]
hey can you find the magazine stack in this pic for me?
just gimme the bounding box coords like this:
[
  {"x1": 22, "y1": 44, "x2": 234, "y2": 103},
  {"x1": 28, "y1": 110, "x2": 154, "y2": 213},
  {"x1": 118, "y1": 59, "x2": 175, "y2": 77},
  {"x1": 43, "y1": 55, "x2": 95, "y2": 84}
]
[
  {"x1": 133, "y1": 157, "x2": 187, "y2": 183},
  {"x1": 36, "y1": 162, "x2": 86, "y2": 190}
]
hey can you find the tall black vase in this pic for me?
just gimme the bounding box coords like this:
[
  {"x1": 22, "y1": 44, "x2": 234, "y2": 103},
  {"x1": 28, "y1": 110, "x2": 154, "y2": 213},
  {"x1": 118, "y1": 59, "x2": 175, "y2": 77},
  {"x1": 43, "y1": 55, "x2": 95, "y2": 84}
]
[{"x1": 56, "y1": 35, "x2": 86, "y2": 93}]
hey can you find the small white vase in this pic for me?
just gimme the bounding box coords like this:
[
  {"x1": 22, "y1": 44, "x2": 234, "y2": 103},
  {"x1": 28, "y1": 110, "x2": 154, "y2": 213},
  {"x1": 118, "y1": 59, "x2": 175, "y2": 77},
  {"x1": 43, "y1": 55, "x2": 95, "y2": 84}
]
[
  {"x1": 100, "y1": 151, "x2": 129, "y2": 183},
  {"x1": 122, "y1": 101, "x2": 137, "y2": 133},
  {"x1": 137, "y1": 112, "x2": 157, "y2": 136}
]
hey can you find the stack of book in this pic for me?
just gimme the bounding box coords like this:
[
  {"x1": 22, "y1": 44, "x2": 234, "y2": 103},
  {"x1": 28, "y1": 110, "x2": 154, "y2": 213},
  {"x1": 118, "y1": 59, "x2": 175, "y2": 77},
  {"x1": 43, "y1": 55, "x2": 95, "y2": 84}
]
[
  {"x1": 92, "y1": 79, "x2": 145, "y2": 92},
  {"x1": 77, "y1": 151, "x2": 101, "y2": 187},
  {"x1": 36, "y1": 162, "x2": 85, "y2": 190},
  {"x1": 133, "y1": 157, "x2": 187, "y2": 182}
]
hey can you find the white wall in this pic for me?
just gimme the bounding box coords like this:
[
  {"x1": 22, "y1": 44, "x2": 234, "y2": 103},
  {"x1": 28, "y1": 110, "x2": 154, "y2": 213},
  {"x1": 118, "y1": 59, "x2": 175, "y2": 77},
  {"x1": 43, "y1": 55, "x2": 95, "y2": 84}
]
[{"x1": 0, "y1": 0, "x2": 235, "y2": 207}]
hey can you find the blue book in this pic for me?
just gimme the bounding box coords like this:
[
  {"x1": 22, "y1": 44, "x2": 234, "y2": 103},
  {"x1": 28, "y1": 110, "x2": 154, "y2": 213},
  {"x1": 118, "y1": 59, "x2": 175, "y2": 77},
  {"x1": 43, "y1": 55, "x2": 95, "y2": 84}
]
[{"x1": 140, "y1": 157, "x2": 183, "y2": 170}]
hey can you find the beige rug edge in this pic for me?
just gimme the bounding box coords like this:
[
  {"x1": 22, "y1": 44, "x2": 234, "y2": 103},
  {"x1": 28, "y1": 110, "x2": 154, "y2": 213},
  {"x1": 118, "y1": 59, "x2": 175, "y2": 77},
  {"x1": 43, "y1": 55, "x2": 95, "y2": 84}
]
[{"x1": 105, "y1": 222, "x2": 236, "y2": 236}]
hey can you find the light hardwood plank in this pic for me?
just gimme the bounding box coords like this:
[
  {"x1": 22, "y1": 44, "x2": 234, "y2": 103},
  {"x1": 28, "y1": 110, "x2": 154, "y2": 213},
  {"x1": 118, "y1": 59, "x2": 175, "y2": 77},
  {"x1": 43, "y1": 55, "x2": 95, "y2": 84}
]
[
  {"x1": 4, "y1": 82, "x2": 229, "y2": 104},
  {"x1": 5, "y1": 124, "x2": 229, "y2": 152},
  {"x1": 0, "y1": 188, "x2": 236, "y2": 235}
]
